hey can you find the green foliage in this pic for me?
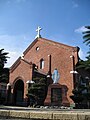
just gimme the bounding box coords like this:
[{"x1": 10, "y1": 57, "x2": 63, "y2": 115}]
[
  {"x1": 70, "y1": 75, "x2": 90, "y2": 108},
  {"x1": 0, "y1": 49, "x2": 9, "y2": 69},
  {"x1": 83, "y1": 26, "x2": 90, "y2": 46},
  {"x1": 77, "y1": 26, "x2": 90, "y2": 70},
  {"x1": 70, "y1": 86, "x2": 84, "y2": 108},
  {"x1": 83, "y1": 26, "x2": 90, "y2": 59},
  {"x1": 28, "y1": 77, "x2": 47, "y2": 106},
  {"x1": 77, "y1": 59, "x2": 90, "y2": 70},
  {"x1": 70, "y1": 26, "x2": 90, "y2": 108},
  {"x1": 0, "y1": 68, "x2": 9, "y2": 83},
  {"x1": 0, "y1": 49, "x2": 9, "y2": 83}
]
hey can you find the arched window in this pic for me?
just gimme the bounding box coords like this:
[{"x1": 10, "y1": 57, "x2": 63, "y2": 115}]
[
  {"x1": 36, "y1": 46, "x2": 39, "y2": 51},
  {"x1": 40, "y1": 59, "x2": 44, "y2": 69}
]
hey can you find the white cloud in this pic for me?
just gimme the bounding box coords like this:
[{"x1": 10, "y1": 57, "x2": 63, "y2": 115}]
[
  {"x1": 6, "y1": 0, "x2": 27, "y2": 6},
  {"x1": 0, "y1": 34, "x2": 16, "y2": 41},
  {"x1": 72, "y1": 1, "x2": 79, "y2": 8},
  {"x1": 5, "y1": 50, "x2": 22, "y2": 68},
  {"x1": 75, "y1": 26, "x2": 88, "y2": 34},
  {"x1": 15, "y1": 0, "x2": 26, "y2": 3},
  {"x1": 0, "y1": 33, "x2": 32, "y2": 68},
  {"x1": 79, "y1": 49, "x2": 86, "y2": 60},
  {"x1": 7, "y1": 0, "x2": 11, "y2": 4},
  {"x1": 0, "y1": 34, "x2": 30, "y2": 48}
]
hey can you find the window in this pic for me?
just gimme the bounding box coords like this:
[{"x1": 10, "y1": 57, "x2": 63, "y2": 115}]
[
  {"x1": 36, "y1": 46, "x2": 39, "y2": 51},
  {"x1": 40, "y1": 59, "x2": 44, "y2": 69}
]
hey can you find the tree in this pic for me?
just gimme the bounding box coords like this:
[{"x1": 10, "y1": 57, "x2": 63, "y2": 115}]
[
  {"x1": 83, "y1": 26, "x2": 90, "y2": 46},
  {"x1": 77, "y1": 26, "x2": 90, "y2": 70},
  {"x1": 70, "y1": 76, "x2": 84, "y2": 108},
  {"x1": 70, "y1": 26, "x2": 90, "y2": 108},
  {"x1": 70, "y1": 76, "x2": 90, "y2": 108},
  {"x1": 0, "y1": 49, "x2": 9, "y2": 104},
  {"x1": 83, "y1": 26, "x2": 90, "y2": 60},
  {"x1": 27, "y1": 77, "x2": 48, "y2": 107},
  {"x1": 0, "y1": 68, "x2": 9, "y2": 83},
  {"x1": 0, "y1": 49, "x2": 9, "y2": 69},
  {"x1": 0, "y1": 49, "x2": 9, "y2": 82}
]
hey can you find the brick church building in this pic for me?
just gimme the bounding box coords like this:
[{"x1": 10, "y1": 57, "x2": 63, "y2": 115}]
[{"x1": 7, "y1": 27, "x2": 79, "y2": 107}]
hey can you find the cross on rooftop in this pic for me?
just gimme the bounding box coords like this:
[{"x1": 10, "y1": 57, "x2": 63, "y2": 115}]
[{"x1": 35, "y1": 26, "x2": 42, "y2": 39}]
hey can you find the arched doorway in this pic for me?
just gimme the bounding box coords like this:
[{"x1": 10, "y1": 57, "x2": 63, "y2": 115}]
[{"x1": 13, "y1": 79, "x2": 24, "y2": 106}]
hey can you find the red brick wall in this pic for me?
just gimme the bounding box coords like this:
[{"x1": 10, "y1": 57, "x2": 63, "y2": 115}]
[
  {"x1": 9, "y1": 38, "x2": 78, "y2": 105},
  {"x1": 23, "y1": 38, "x2": 78, "y2": 104},
  {"x1": 10, "y1": 60, "x2": 33, "y2": 99}
]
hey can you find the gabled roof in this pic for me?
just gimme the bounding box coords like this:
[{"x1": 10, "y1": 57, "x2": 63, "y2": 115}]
[
  {"x1": 10, "y1": 57, "x2": 21, "y2": 73},
  {"x1": 23, "y1": 38, "x2": 38, "y2": 55},
  {"x1": 23, "y1": 37, "x2": 78, "y2": 55},
  {"x1": 10, "y1": 57, "x2": 32, "y2": 73},
  {"x1": 10, "y1": 37, "x2": 79, "y2": 72}
]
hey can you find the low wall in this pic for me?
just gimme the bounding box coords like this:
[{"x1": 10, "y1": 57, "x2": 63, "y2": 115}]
[{"x1": 0, "y1": 109, "x2": 90, "y2": 120}]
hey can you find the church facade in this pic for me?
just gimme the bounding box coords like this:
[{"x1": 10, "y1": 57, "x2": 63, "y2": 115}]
[{"x1": 7, "y1": 28, "x2": 79, "y2": 107}]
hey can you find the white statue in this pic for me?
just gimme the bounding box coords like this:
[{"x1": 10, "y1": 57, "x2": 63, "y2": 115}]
[{"x1": 52, "y1": 68, "x2": 60, "y2": 84}]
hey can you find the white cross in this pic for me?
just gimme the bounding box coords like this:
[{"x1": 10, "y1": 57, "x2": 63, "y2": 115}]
[{"x1": 35, "y1": 26, "x2": 42, "y2": 38}]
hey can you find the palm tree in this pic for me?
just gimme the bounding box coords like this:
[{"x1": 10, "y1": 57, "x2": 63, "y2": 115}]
[
  {"x1": 83, "y1": 26, "x2": 90, "y2": 60},
  {"x1": 0, "y1": 49, "x2": 9, "y2": 82},
  {"x1": 0, "y1": 49, "x2": 9, "y2": 103},
  {"x1": 77, "y1": 26, "x2": 90, "y2": 70},
  {"x1": 83, "y1": 26, "x2": 90, "y2": 46},
  {"x1": 82, "y1": 26, "x2": 90, "y2": 70},
  {"x1": 0, "y1": 49, "x2": 9, "y2": 69}
]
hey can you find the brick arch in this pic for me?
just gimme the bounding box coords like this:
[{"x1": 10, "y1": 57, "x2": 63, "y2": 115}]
[
  {"x1": 13, "y1": 77, "x2": 24, "y2": 106},
  {"x1": 13, "y1": 76, "x2": 24, "y2": 86}
]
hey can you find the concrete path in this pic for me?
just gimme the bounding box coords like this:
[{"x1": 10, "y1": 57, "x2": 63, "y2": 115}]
[{"x1": 0, "y1": 105, "x2": 90, "y2": 120}]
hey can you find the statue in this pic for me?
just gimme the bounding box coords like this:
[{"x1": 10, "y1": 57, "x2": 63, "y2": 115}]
[{"x1": 52, "y1": 68, "x2": 60, "y2": 84}]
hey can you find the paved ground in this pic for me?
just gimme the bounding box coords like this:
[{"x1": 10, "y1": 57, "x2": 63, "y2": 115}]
[
  {"x1": 1, "y1": 105, "x2": 90, "y2": 120},
  {"x1": 0, "y1": 105, "x2": 90, "y2": 112}
]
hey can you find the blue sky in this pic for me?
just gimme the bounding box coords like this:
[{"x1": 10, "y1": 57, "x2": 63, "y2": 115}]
[{"x1": 0, "y1": 0, "x2": 90, "y2": 67}]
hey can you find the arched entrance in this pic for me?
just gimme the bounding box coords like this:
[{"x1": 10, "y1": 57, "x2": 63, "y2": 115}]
[{"x1": 13, "y1": 79, "x2": 24, "y2": 106}]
